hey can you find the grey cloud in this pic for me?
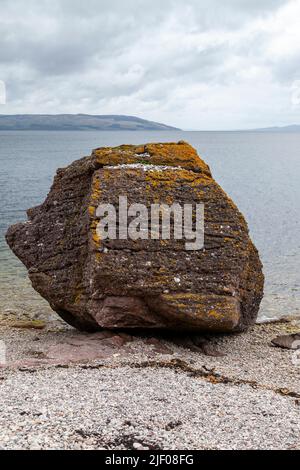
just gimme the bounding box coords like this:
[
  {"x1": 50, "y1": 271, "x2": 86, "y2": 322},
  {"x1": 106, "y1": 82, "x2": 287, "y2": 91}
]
[{"x1": 0, "y1": 0, "x2": 298, "y2": 129}]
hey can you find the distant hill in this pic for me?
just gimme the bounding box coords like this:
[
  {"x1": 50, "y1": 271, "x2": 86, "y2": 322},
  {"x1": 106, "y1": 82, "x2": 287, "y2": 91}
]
[
  {"x1": 251, "y1": 125, "x2": 300, "y2": 132},
  {"x1": 0, "y1": 114, "x2": 180, "y2": 131}
]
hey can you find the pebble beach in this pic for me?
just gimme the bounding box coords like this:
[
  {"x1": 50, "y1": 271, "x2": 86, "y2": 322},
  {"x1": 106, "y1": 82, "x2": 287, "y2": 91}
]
[{"x1": 1, "y1": 311, "x2": 300, "y2": 450}]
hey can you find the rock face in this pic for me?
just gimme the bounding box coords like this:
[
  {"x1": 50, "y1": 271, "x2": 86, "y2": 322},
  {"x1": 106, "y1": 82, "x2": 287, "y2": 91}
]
[{"x1": 6, "y1": 142, "x2": 264, "y2": 332}]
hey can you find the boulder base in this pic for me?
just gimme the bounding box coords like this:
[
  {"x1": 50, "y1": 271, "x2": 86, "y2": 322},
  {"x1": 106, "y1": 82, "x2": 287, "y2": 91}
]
[{"x1": 6, "y1": 142, "x2": 264, "y2": 332}]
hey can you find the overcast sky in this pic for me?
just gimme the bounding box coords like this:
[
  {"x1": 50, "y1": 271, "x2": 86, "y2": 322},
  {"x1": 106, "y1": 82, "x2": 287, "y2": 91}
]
[{"x1": 0, "y1": 0, "x2": 300, "y2": 129}]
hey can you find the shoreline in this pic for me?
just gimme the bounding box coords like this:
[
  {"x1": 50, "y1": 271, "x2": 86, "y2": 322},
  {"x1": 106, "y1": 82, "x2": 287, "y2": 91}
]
[{"x1": 0, "y1": 314, "x2": 299, "y2": 450}]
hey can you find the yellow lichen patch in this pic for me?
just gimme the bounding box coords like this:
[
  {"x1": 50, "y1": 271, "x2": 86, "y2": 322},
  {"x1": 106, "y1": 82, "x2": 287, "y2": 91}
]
[
  {"x1": 190, "y1": 175, "x2": 212, "y2": 187},
  {"x1": 145, "y1": 142, "x2": 211, "y2": 175},
  {"x1": 92, "y1": 232, "x2": 101, "y2": 244},
  {"x1": 207, "y1": 309, "x2": 223, "y2": 319},
  {"x1": 92, "y1": 142, "x2": 212, "y2": 175},
  {"x1": 90, "y1": 177, "x2": 101, "y2": 201},
  {"x1": 89, "y1": 174, "x2": 102, "y2": 248},
  {"x1": 88, "y1": 206, "x2": 95, "y2": 216},
  {"x1": 144, "y1": 169, "x2": 211, "y2": 190},
  {"x1": 152, "y1": 293, "x2": 241, "y2": 331},
  {"x1": 90, "y1": 219, "x2": 101, "y2": 247}
]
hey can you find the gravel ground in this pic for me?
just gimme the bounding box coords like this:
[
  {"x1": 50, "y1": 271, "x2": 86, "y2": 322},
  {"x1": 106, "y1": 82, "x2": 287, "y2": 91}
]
[{"x1": 0, "y1": 316, "x2": 300, "y2": 450}]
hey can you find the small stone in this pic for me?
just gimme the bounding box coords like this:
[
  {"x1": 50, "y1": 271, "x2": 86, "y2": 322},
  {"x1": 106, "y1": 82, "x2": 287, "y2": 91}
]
[
  {"x1": 9, "y1": 320, "x2": 46, "y2": 330},
  {"x1": 133, "y1": 442, "x2": 149, "y2": 450},
  {"x1": 271, "y1": 333, "x2": 300, "y2": 349}
]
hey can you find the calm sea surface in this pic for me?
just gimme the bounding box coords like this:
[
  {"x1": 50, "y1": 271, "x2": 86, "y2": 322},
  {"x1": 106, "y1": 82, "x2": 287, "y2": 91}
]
[{"x1": 0, "y1": 130, "x2": 299, "y2": 321}]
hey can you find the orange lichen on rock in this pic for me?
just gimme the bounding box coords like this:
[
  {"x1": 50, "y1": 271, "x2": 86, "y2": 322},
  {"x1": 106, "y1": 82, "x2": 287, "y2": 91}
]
[
  {"x1": 92, "y1": 141, "x2": 211, "y2": 176},
  {"x1": 146, "y1": 293, "x2": 241, "y2": 331},
  {"x1": 89, "y1": 176, "x2": 102, "y2": 247}
]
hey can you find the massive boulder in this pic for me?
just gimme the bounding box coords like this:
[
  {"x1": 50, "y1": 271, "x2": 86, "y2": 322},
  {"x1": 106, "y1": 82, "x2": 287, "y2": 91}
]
[{"x1": 6, "y1": 142, "x2": 264, "y2": 332}]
